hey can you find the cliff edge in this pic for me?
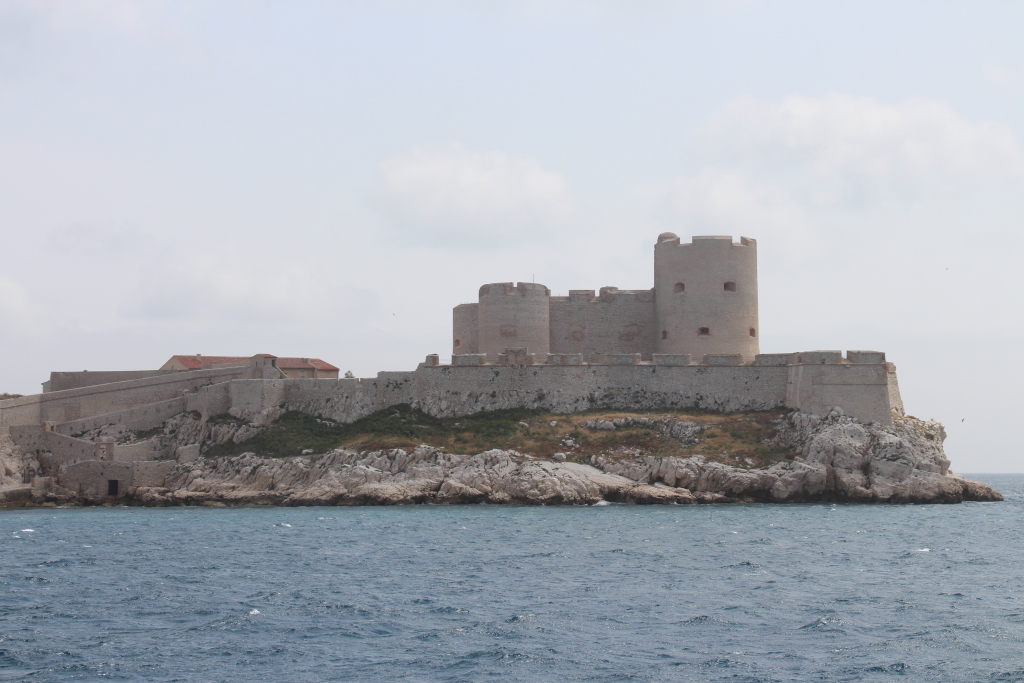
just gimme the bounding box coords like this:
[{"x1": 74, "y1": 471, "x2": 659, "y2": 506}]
[{"x1": 112, "y1": 407, "x2": 1001, "y2": 507}]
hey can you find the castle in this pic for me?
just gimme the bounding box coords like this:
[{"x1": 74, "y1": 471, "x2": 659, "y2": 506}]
[
  {"x1": 0, "y1": 233, "x2": 904, "y2": 501},
  {"x1": 454, "y1": 233, "x2": 759, "y2": 361}
]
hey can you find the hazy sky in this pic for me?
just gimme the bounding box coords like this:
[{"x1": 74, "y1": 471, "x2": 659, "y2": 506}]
[{"x1": 2, "y1": 1, "x2": 1023, "y2": 471}]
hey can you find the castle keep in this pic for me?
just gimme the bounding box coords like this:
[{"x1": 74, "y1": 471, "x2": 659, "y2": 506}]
[
  {"x1": 454, "y1": 234, "x2": 759, "y2": 361},
  {"x1": 0, "y1": 234, "x2": 906, "y2": 501}
]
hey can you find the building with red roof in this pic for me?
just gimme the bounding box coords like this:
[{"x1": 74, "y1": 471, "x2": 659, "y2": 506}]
[{"x1": 160, "y1": 354, "x2": 339, "y2": 379}]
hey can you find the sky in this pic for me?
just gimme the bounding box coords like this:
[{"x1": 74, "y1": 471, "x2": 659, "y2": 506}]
[{"x1": 1, "y1": 0, "x2": 1023, "y2": 471}]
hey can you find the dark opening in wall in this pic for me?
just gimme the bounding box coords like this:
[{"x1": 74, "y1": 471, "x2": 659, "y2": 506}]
[
  {"x1": 698, "y1": 327, "x2": 710, "y2": 336},
  {"x1": 749, "y1": 328, "x2": 756, "y2": 337},
  {"x1": 673, "y1": 282, "x2": 685, "y2": 293},
  {"x1": 454, "y1": 339, "x2": 461, "y2": 348},
  {"x1": 107, "y1": 480, "x2": 119, "y2": 496},
  {"x1": 661, "y1": 330, "x2": 668, "y2": 340},
  {"x1": 724, "y1": 281, "x2": 737, "y2": 292}
]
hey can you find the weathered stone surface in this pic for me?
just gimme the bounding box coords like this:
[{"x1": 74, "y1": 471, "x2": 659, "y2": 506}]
[{"x1": 120, "y1": 410, "x2": 1001, "y2": 507}]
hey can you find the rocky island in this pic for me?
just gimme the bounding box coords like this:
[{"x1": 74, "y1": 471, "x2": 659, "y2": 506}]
[{"x1": 0, "y1": 234, "x2": 1002, "y2": 506}]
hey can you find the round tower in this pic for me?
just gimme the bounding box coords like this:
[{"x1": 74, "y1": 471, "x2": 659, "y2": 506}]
[
  {"x1": 477, "y1": 282, "x2": 551, "y2": 361},
  {"x1": 654, "y1": 234, "x2": 759, "y2": 360}
]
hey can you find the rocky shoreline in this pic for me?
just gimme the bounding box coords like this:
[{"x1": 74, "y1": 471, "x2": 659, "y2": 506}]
[{"x1": 4, "y1": 409, "x2": 1002, "y2": 507}]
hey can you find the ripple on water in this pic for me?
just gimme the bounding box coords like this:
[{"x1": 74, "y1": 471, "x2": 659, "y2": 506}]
[{"x1": 0, "y1": 475, "x2": 1021, "y2": 682}]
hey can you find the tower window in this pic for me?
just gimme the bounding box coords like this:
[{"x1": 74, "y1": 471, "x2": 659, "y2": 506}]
[
  {"x1": 673, "y1": 282, "x2": 685, "y2": 293},
  {"x1": 454, "y1": 339, "x2": 461, "y2": 348},
  {"x1": 661, "y1": 330, "x2": 668, "y2": 340},
  {"x1": 724, "y1": 281, "x2": 736, "y2": 292},
  {"x1": 749, "y1": 328, "x2": 756, "y2": 337},
  {"x1": 698, "y1": 327, "x2": 710, "y2": 336}
]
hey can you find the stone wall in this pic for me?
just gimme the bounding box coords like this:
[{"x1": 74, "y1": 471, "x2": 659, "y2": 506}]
[
  {"x1": 549, "y1": 288, "x2": 657, "y2": 358},
  {"x1": 57, "y1": 397, "x2": 187, "y2": 436},
  {"x1": 227, "y1": 351, "x2": 900, "y2": 427},
  {"x1": 0, "y1": 366, "x2": 247, "y2": 438},
  {"x1": 45, "y1": 370, "x2": 178, "y2": 393}
]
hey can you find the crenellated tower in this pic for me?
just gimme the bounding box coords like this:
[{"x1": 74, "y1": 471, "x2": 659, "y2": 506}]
[
  {"x1": 475, "y1": 282, "x2": 551, "y2": 361},
  {"x1": 653, "y1": 234, "x2": 759, "y2": 360}
]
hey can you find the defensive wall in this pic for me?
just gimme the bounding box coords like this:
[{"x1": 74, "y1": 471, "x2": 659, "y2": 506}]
[
  {"x1": 43, "y1": 370, "x2": 179, "y2": 393},
  {"x1": 216, "y1": 350, "x2": 902, "y2": 428},
  {"x1": 0, "y1": 366, "x2": 248, "y2": 439}
]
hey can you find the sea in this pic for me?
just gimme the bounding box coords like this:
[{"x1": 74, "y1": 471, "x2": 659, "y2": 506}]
[{"x1": 2, "y1": 474, "x2": 1023, "y2": 683}]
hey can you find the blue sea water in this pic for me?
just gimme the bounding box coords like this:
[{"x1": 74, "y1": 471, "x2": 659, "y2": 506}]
[{"x1": 2, "y1": 475, "x2": 1023, "y2": 682}]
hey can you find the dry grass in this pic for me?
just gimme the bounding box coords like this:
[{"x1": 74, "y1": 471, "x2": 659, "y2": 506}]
[{"x1": 205, "y1": 404, "x2": 798, "y2": 468}]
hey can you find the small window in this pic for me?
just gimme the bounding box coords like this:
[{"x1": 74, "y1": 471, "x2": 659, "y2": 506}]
[
  {"x1": 724, "y1": 281, "x2": 736, "y2": 292},
  {"x1": 698, "y1": 327, "x2": 710, "y2": 336},
  {"x1": 454, "y1": 339, "x2": 461, "y2": 348},
  {"x1": 673, "y1": 282, "x2": 685, "y2": 293},
  {"x1": 300, "y1": 370, "x2": 306, "y2": 378},
  {"x1": 661, "y1": 330, "x2": 668, "y2": 340},
  {"x1": 749, "y1": 328, "x2": 756, "y2": 337}
]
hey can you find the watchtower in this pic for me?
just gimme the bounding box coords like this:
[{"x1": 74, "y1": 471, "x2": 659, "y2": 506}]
[
  {"x1": 653, "y1": 234, "x2": 759, "y2": 360},
  {"x1": 476, "y1": 282, "x2": 551, "y2": 361}
]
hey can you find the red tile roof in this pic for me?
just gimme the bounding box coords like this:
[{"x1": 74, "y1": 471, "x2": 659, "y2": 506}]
[
  {"x1": 169, "y1": 355, "x2": 339, "y2": 372},
  {"x1": 171, "y1": 355, "x2": 249, "y2": 369},
  {"x1": 277, "y1": 357, "x2": 340, "y2": 371}
]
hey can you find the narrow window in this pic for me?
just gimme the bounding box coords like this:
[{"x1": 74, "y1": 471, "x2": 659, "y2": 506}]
[
  {"x1": 673, "y1": 282, "x2": 685, "y2": 293},
  {"x1": 661, "y1": 330, "x2": 668, "y2": 340},
  {"x1": 454, "y1": 339, "x2": 461, "y2": 348},
  {"x1": 698, "y1": 327, "x2": 710, "y2": 336},
  {"x1": 724, "y1": 281, "x2": 736, "y2": 292},
  {"x1": 107, "y1": 480, "x2": 119, "y2": 496},
  {"x1": 749, "y1": 328, "x2": 756, "y2": 337}
]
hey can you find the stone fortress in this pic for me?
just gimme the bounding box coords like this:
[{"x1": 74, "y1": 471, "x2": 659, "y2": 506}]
[
  {"x1": 455, "y1": 233, "x2": 759, "y2": 361},
  {"x1": 0, "y1": 233, "x2": 906, "y2": 502}
]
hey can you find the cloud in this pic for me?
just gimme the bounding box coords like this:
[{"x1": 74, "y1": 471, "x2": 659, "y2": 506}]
[
  {"x1": 372, "y1": 143, "x2": 576, "y2": 246},
  {"x1": 663, "y1": 169, "x2": 820, "y2": 259},
  {"x1": 690, "y1": 94, "x2": 1024, "y2": 206}
]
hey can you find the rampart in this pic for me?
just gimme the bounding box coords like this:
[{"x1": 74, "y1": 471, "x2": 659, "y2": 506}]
[
  {"x1": 215, "y1": 350, "x2": 901, "y2": 428},
  {"x1": 44, "y1": 370, "x2": 179, "y2": 393},
  {"x1": 0, "y1": 366, "x2": 247, "y2": 439}
]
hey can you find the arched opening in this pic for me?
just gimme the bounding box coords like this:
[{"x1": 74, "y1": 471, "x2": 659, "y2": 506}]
[
  {"x1": 724, "y1": 281, "x2": 736, "y2": 292},
  {"x1": 661, "y1": 330, "x2": 668, "y2": 340},
  {"x1": 749, "y1": 328, "x2": 756, "y2": 337},
  {"x1": 698, "y1": 327, "x2": 710, "y2": 336},
  {"x1": 673, "y1": 282, "x2": 685, "y2": 293},
  {"x1": 454, "y1": 339, "x2": 461, "y2": 348}
]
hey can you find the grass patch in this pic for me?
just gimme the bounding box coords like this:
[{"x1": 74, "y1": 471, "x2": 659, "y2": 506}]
[{"x1": 202, "y1": 404, "x2": 798, "y2": 467}]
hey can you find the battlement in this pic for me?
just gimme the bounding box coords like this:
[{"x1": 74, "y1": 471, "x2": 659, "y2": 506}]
[
  {"x1": 479, "y1": 282, "x2": 551, "y2": 298},
  {"x1": 656, "y1": 233, "x2": 756, "y2": 249},
  {"x1": 548, "y1": 287, "x2": 655, "y2": 305}
]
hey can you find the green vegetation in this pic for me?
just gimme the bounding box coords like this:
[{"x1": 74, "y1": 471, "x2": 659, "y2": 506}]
[{"x1": 203, "y1": 404, "x2": 797, "y2": 467}]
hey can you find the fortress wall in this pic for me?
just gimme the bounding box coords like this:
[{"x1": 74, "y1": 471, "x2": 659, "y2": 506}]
[
  {"x1": 36, "y1": 433, "x2": 99, "y2": 474},
  {"x1": 549, "y1": 289, "x2": 657, "y2": 357},
  {"x1": 234, "y1": 363, "x2": 791, "y2": 426},
  {"x1": 57, "y1": 397, "x2": 187, "y2": 436},
  {"x1": 46, "y1": 370, "x2": 178, "y2": 393},
  {"x1": 114, "y1": 439, "x2": 167, "y2": 463},
  {"x1": 887, "y1": 365, "x2": 904, "y2": 416},
  {"x1": 453, "y1": 304, "x2": 479, "y2": 354},
  {"x1": 785, "y1": 352, "x2": 896, "y2": 425},
  {"x1": 186, "y1": 382, "x2": 232, "y2": 419},
  {"x1": 403, "y1": 364, "x2": 790, "y2": 417},
  {"x1": 0, "y1": 367, "x2": 246, "y2": 439}
]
